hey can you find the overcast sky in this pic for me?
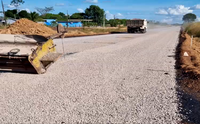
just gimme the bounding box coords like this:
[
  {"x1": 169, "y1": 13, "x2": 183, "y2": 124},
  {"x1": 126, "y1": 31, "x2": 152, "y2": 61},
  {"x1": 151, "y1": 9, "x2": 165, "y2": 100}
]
[{"x1": 2, "y1": 0, "x2": 200, "y2": 23}]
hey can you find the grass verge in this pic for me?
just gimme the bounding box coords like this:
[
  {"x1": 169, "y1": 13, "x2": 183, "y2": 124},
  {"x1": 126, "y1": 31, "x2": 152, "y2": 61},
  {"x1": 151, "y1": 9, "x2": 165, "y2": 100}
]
[
  {"x1": 184, "y1": 22, "x2": 200, "y2": 37},
  {"x1": 176, "y1": 30, "x2": 200, "y2": 124},
  {"x1": 51, "y1": 27, "x2": 127, "y2": 37},
  {"x1": 0, "y1": 25, "x2": 7, "y2": 29}
]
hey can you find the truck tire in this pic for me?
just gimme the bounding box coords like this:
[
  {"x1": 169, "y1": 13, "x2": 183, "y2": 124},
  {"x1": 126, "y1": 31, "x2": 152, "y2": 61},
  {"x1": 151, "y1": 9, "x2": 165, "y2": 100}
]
[
  {"x1": 140, "y1": 28, "x2": 146, "y2": 33},
  {"x1": 142, "y1": 28, "x2": 146, "y2": 33},
  {"x1": 127, "y1": 29, "x2": 131, "y2": 33}
]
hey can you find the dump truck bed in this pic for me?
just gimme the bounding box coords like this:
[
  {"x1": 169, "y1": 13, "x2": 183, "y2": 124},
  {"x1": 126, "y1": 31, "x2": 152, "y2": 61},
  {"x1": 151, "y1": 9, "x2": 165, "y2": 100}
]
[
  {"x1": 0, "y1": 44, "x2": 37, "y2": 55},
  {"x1": 127, "y1": 19, "x2": 145, "y2": 27},
  {"x1": 0, "y1": 34, "x2": 45, "y2": 55}
]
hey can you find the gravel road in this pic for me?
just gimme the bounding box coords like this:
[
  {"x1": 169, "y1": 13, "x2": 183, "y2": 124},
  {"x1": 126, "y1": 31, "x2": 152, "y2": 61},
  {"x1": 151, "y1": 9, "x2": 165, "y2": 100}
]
[{"x1": 0, "y1": 27, "x2": 182, "y2": 123}]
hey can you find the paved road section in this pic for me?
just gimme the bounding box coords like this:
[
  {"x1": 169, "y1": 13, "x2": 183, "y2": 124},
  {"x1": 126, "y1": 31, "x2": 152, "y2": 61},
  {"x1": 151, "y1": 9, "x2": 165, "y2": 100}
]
[{"x1": 0, "y1": 27, "x2": 181, "y2": 123}]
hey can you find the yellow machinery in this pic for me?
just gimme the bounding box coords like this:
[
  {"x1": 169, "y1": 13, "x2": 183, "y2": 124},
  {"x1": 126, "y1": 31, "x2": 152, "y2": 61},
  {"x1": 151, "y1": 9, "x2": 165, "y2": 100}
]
[{"x1": 0, "y1": 34, "x2": 62, "y2": 74}]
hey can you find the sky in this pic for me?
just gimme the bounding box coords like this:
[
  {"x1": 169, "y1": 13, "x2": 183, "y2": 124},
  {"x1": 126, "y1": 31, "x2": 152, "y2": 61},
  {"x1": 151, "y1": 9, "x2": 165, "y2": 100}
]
[{"x1": 2, "y1": 0, "x2": 200, "y2": 24}]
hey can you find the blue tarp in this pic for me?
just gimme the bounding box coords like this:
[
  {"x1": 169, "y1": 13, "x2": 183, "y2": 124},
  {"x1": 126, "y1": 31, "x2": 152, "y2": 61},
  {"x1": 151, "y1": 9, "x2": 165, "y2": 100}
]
[
  {"x1": 58, "y1": 22, "x2": 82, "y2": 27},
  {"x1": 43, "y1": 19, "x2": 83, "y2": 27}
]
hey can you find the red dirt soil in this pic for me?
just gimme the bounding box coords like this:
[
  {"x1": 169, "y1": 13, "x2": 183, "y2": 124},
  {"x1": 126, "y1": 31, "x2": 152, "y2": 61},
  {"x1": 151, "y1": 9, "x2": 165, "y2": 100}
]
[
  {"x1": 176, "y1": 32, "x2": 200, "y2": 98},
  {"x1": 179, "y1": 33, "x2": 200, "y2": 75}
]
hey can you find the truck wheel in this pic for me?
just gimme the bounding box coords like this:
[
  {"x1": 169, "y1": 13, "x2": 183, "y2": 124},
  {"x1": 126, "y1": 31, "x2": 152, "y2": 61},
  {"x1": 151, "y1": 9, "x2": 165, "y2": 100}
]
[{"x1": 143, "y1": 28, "x2": 146, "y2": 33}]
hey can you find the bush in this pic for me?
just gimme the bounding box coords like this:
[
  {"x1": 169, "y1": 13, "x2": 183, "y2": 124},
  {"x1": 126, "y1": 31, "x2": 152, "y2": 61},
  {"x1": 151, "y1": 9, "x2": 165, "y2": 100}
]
[{"x1": 185, "y1": 22, "x2": 200, "y2": 37}]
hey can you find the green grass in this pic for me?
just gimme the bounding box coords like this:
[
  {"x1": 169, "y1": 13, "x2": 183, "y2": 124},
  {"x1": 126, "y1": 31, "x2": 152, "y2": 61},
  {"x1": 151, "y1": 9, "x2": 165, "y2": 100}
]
[
  {"x1": 184, "y1": 22, "x2": 200, "y2": 37},
  {"x1": 0, "y1": 25, "x2": 7, "y2": 29}
]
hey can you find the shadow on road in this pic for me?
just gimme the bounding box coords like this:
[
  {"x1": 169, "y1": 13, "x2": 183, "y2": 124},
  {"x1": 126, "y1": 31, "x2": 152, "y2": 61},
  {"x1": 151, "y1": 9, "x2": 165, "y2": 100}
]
[
  {"x1": 176, "y1": 87, "x2": 200, "y2": 123},
  {"x1": 175, "y1": 30, "x2": 200, "y2": 124},
  {"x1": 110, "y1": 32, "x2": 127, "y2": 34}
]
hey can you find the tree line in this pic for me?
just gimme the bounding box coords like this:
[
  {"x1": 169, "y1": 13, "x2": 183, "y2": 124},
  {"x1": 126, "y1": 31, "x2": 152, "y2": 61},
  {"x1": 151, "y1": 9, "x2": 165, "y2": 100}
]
[
  {"x1": 4, "y1": 0, "x2": 128, "y2": 27},
  {"x1": 2, "y1": 0, "x2": 199, "y2": 26}
]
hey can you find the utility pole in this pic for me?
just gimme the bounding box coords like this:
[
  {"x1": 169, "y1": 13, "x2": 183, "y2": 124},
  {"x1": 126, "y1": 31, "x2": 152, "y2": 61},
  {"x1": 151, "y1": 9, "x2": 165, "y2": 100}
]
[
  {"x1": 103, "y1": 14, "x2": 106, "y2": 28},
  {"x1": 114, "y1": 15, "x2": 116, "y2": 27},
  {"x1": 66, "y1": 10, "x2": 69, "y2": 28},
  {"x1": 1, "y1": 0, "x2": 6, "y2": 25}
]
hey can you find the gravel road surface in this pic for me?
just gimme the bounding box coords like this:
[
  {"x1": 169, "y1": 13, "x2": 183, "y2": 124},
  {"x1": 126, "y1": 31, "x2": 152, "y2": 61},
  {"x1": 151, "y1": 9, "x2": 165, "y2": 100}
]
[{"x1": 0, "y1": 27, "x2": 181, "y2": 123}]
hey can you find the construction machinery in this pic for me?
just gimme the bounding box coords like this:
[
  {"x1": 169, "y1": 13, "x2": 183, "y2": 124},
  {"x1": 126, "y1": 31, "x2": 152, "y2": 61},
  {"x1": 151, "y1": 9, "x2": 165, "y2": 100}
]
[
  {"x1": 127, "y1": 19, "x2": 147, "y2": 33},
  {"x1": 0, "y1": 34, "x2": 62, "y2": 74},
  {"x1": 0, "y1": 24, "x2": 66, "y2": 74}
]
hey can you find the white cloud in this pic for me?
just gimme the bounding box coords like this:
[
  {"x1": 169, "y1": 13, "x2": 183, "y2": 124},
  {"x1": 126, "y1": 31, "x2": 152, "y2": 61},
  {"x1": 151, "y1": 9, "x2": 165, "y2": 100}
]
[
  {"x1": 197, "y1": 17, "x2": 200, "y2": 21},
  {"x1": 194, "y1": 4, "x2": 200, "y2": 9},
  {"x1": 55, "y1": 3, "x2": 65, "y2": 6},
  {"x1": 21, "y1": 8, "x2": 31, "y2": 13},
  {"x1": 156, "y1": 5, "x2": 193, "y2": 16},
  {"x1": 77, "y1": 8, "x2": 84, "y2": 13},
  {"x1": 85, "y1": 0, "x2": 98, "y2": 4},
  {"x1": 7, "y1": 4, "x2": 15, "y2": 8},
  {"x1": 156, "y1": 9, "x2": 168, "y2": 15},
  {"x1": 105, "y1": 11, "x2": 114, "y2": 20},
  {"x1": 169, "y1": 5, "x2": 193, "y2": 15},
  {"x1": 116, "y1": 13, "x2": 124, "y2": 18},
  {"x1": 117, "y1": 13, "x2": 123, "y2": 16}
]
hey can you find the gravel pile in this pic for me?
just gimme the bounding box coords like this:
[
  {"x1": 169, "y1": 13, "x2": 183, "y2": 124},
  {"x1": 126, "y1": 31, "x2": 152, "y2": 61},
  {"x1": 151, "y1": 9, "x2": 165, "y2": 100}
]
[{"x1": 0, "y1": 18, "x2": 56, "y2": 37}]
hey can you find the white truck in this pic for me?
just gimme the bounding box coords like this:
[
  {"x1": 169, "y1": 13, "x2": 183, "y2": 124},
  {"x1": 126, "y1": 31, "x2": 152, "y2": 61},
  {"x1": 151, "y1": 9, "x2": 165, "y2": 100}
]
[{"x1": 127, "y1": 19, "x2": 147, "y2": 33}]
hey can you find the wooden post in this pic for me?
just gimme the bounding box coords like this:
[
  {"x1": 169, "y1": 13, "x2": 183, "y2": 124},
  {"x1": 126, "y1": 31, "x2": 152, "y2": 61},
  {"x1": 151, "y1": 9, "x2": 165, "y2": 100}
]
[{"x1": 191, "y1": 35, "x2": 193, "y2": 49}]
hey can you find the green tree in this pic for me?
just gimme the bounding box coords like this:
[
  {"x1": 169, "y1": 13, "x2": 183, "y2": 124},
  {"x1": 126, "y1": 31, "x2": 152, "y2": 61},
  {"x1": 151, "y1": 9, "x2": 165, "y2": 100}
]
[
  {"x1": 108, "y1": 19, "x2": 117, "y2": 27},
  {"x1": 5, "y1": 9, "x2": 18, "y2": 18},
  {"x1": 18, "y1": 10, "x2": 29, "y2": 18},
  {"x1": 29, "y1": 12, "x2": 39, "y2": 21},
  {"x1": 58, "y1": 12, "x2": 65, "y2": 18},
  {"x1": 120, "y1": 19, "x2": 127, "y2": 26},
  {"x1": 183, "y1": 13, "x2": 197, "y2": 22},
  {"x1": 10, "y1": 0, "x2": 25, "y2": 9},
  {"x1": 85, "y1": 5, "x2": 105, "y2": 25},
  {"x1": 5, "y1": 10, "x2": 14, "y2": 18},
  {"x1": 41, "y1": 13, "x2": 61, "y2": 19},
  {"x1": 70, "y1": 13, "x2": 85, "y2": 19}
]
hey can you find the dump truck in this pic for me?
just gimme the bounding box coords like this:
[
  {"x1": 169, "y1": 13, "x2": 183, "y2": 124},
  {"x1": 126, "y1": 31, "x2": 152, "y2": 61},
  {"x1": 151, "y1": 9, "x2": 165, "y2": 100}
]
[
  {"x1": 0, "y1": 34, "x2": 62, "y2": 74},
  {"x1": 127, "y1": 19, "x2": 147, "y2": 33}
]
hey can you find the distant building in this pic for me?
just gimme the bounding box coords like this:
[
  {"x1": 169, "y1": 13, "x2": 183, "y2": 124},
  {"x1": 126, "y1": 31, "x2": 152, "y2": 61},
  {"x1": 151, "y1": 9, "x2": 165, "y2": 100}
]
[
  {"x1": 58, "y1": 19, "x2": 93, "y2": 27},
  {"x1": 43, "y1": 19, "x2": 56, "y2": 26},
  {"x1": 58, "y1": 20, "x2": 82, "y2": 27},
  {"x1": 42, "y1": 19, "x2": 93, "y2": 27}
]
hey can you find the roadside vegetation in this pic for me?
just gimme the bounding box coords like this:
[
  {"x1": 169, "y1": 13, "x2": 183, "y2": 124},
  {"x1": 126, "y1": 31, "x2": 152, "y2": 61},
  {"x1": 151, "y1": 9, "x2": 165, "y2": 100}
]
[
  {"x1": 178, "y1": 13, "x2": 200, "y2": 75},
  {"x1": 184, "y1": 22, "x2": 200, "y2": 37},
  {"x1": 176, "y1": 13, "x2": 200, "y2": 109},
  {"x1": 63, "y1": 27, "x2": 127, "y2": 37},
  {"x1": 3, "y1": 0, "x2": 128, "y2": 27},
  {"x1": 0, "y1": 25, "x2": 7, "y2": 29},
  {"x1": 4, "y1": 7, "x2": 129, "y2": 27}
]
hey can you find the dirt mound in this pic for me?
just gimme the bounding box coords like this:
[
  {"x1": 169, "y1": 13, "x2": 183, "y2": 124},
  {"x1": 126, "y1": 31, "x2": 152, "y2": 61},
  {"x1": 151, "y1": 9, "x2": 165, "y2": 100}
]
[
  {"x1": 176, "y1": 31, "x2": 200, "y2": 96},
  {"x1": 0, "y1": 18, "x2": 56, "y2": 37},
  {"x1": 178, "y1": 33, "x2": 200, "y2": 75}
]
